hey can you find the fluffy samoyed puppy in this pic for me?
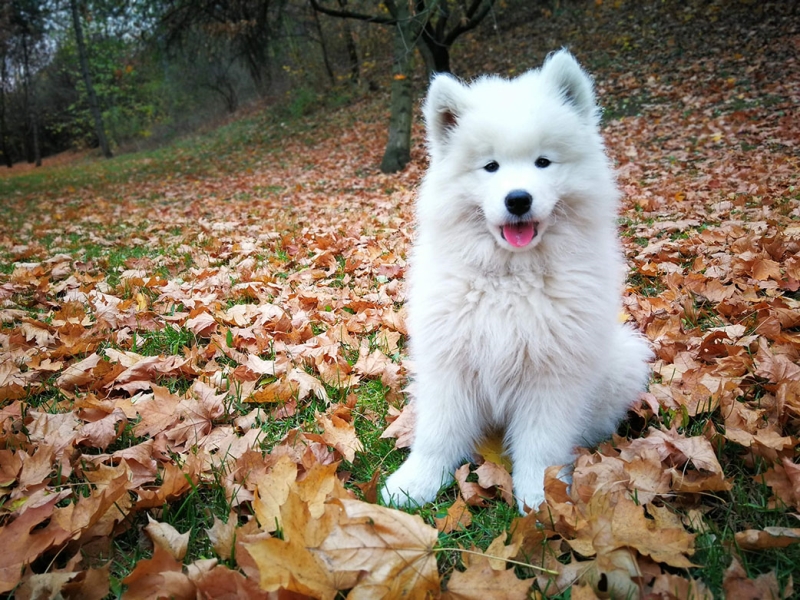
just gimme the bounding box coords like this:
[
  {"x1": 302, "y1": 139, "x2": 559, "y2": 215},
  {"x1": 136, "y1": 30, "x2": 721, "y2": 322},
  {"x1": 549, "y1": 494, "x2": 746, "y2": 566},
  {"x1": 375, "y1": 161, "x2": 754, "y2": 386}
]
[{"x1": 381, "y1": 50, "x2": 652, "y2": 513}]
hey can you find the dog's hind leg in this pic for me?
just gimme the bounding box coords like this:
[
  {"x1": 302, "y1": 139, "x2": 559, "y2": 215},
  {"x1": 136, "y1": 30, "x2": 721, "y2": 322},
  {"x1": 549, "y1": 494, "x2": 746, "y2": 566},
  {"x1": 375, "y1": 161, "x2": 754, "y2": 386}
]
[{"x1": 583, "y1": 323, "x2": 652, "y2": 445}]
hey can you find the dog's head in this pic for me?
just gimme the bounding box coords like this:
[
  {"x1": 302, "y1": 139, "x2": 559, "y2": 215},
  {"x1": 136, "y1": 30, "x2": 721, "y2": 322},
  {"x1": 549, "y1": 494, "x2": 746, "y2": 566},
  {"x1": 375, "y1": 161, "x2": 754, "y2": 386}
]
[{"x1": 420, "y1": 50, "x2": 615, "y2": 253}]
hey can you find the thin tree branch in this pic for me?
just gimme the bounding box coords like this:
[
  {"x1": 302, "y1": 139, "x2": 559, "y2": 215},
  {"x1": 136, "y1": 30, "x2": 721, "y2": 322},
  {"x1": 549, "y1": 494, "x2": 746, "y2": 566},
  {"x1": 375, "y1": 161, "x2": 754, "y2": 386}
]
[{"x1": 309, "y1": 0, "x2": 395, "y2": 25}]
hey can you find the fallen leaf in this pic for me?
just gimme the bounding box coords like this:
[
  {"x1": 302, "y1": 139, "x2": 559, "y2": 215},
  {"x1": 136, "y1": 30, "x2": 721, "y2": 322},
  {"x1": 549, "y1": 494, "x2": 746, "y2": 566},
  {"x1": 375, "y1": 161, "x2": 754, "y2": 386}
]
[
  {"x1": 145, "y1": 516, "x2": 191, "y2": 560},
  {"x1": 435, "y1": 496, "x2": 473, "y2": 534},
  {"x1": 734, "y1": 527, "x2": 800, "y2": 550}
]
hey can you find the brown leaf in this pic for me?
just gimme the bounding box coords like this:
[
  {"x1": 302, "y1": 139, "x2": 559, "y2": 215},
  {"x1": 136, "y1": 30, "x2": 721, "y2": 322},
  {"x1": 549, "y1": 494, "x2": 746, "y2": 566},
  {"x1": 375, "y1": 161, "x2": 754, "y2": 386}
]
[
  {"x1": 316, "y1": 410, "x2": 363, "y2": 463},
  {"x1": 131, "y1": 385, "x2": 182, "y2": 437},
  {"x1": 56, "y1": 352, "x2": 102, "y2": 390},
  {"x1": 648, "y1": 573, "x2": 713, "y2": 599},
  {"x1": 121, "y1": 544, "x2": 195, "y2": 600},
  {"x1": 722, "y1": 556, "x2": 789, "y2": 600},
  {"x1": 735, "y1": 527, "x2": 800, "y2": 550},
  {"x1": 568, "y1": 494, "x2": 696, "y2": 568},
  {"x1": 207, "y1": 512, "x2": 238, "y2": 560},
  {"x1": 455, "y1": 463, "x2": 491, "y2": 507},
  {"x1": 135, "y1": 462, "x2": 194, "y2": 509},
  {"x1": 17, "y1": 564, "x2": 111, "y2": 600},
  {"x1": 190, "y1": 564, "x2": 269, "y2": 600},
  {"x1": 443, "y1": 554, "x2": 532, "y2": 599},
  {"x1": 380, "y1": 403, "x2": 415, "y2": 449},
  {"x1": 762, "y1": 457, "x2": 800, "y2": 510},
  {"x1": 51, "y1": 472, "x2": 130, "y2": 540},
  {"x1": 0, "y1": 495, "x2": 70, "y2": 593},
  {"x1": 475, "y1": 461, "x2": 514, "y2": 506},
  {"x1": 435, "y1": 496, "x2": 473, "y2": 534},
  {"x1": 79, "y1": 407, "x2": 127, "y2": 450}
]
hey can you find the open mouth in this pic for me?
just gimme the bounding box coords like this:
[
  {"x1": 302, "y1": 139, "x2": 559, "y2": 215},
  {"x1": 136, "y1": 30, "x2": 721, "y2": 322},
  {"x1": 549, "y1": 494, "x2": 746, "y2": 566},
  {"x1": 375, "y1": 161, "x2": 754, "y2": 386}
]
[{"x1": 501, "y1": 221, "x2": 538, "y2": 248}]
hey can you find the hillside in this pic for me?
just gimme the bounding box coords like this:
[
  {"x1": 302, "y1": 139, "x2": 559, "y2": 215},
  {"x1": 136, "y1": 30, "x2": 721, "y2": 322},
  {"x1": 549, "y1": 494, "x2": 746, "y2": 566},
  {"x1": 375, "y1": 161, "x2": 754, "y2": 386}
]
[{"x1": 0, "y1": 1, "x2": 798, "y2": 597}]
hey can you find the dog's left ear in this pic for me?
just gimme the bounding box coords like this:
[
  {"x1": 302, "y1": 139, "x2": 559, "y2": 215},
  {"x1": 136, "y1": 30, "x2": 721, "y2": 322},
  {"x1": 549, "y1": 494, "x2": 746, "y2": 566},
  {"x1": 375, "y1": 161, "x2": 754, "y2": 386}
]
[
  {"x1": 423, "y1": 73, "x2": 470, "y2": 154},
  {"x1": 540, "y1": 49, "x2": 598, "y2": 123}
]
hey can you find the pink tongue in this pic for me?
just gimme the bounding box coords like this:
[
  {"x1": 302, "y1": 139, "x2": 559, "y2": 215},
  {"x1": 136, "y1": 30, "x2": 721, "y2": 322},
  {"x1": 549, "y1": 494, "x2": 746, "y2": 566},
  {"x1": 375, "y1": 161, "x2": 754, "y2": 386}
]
[{"x1": 502, "y1": 222, "x2": 536, "y2": 248}]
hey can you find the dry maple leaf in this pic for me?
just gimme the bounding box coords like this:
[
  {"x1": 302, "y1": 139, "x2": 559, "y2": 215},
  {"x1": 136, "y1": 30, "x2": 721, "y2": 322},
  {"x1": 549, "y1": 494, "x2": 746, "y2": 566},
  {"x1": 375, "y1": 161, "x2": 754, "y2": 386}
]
[
  {"x1": 761, "y1": 457, "x2": 800, "y2": 510},
  {"x1": 121, "y1": 543, "x2": 196, "y2": 600},
  {"x1": 135, "y1": 462, "x2": 195, "y2": 510},
  {"x1": 206, "y1": 512, "x2": 238, "y2": 561},
  {"x1": 381, "y1": 403, "x2": 415, "y2": 449},
  {"x1": 734, "y1": 527, "x2": 800, "y2": 551},
  {"x1": 316, "y1": 410, "x2": 364, "y2": 463},
  {"x1": 454, "y1": 464, "x2": 491, "y2": 507},
  {"x1": 0, "y1": 494, "x2": 71, "y2": 593},
  {"x1": 50, "y1": 471, "x2": 130, "y2": 542},
  {"x1": 434, "y1": 496, "x2": 473, "y2": 534},
  {"x1": 189, "y1": 564, "x2": 269, "y2": 600},
  {"x1": 245, "y1": 489, "x2": 340, "y2": 599},
  {"x1": 315, "y1": 498, "x2": 440, "y2": 599},
  {"x1": 722, "y1": 556, "x2": 791, "y2": 600},
  {"x1": 475, "y1": 461, "x2": 514, "y2": 506},
  {"x1": 145, "y1": 516, "x2": 191, "y2": 561},
  {"x1": 443, "y1": 554, "x2": 532, "y2": 600},
  {"x1": 131, "y1": 385, "x2": 182, "y2": 437},
  {"x1": 647, "y1": 573, "x2": 712, "y2": 599},
  {"x1": 252, "y1": 455, "x2": 298, "y2": 532},
  {"x1": 568, "y1": 494, "x2": 696, "y2": 569}
]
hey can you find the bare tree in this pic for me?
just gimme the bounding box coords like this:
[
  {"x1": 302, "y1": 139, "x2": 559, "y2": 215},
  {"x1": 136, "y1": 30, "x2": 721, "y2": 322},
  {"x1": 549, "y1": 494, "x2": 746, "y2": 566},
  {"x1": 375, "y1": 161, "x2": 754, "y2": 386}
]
[
  {"x1": 160, "y1": 0, "x2": 290, "y2": 96},
  {"x1": 309, "y1": 0, "x2": 495, "y2": 173}
]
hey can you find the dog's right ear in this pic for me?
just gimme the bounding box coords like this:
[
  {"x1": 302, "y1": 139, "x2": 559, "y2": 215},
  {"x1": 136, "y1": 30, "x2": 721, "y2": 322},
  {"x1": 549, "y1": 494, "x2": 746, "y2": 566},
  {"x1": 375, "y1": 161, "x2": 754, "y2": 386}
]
[{"x1": 423, "y1": 73, "x2": 469, "y2": 153}]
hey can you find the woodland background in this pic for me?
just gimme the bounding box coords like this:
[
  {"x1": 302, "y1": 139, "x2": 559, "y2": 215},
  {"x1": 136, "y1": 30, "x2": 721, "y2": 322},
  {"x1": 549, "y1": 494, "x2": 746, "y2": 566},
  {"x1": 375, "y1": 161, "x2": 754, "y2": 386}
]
[{"x1": 1, "y1": 0, "x2": 800, "y2": 598}]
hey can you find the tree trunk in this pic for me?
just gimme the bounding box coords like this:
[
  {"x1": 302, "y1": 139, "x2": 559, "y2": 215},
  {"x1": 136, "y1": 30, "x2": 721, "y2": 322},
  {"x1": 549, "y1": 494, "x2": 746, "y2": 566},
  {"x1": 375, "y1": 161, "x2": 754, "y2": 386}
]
[
  {"x1": 336, "y1": 0, "x2": 360, "y2": 84},
  {"x1": 70, "y1": 0, "x2": 112, "y2": 159},
  {"x1": 20, "y1": 33, "x2": 40, "y2": 166},
  {"x1": 31, "y1": 98, "x2": 41, "y2": 167},
  {"x1": 380, "y1": 5, "x2": 414, "y2": 174},
  {"x1": 418, "y1": 33, "x2": 450, "y2": 73},
  {"x1": 0, "y1": 57, "x2": 11, "y2": 168},
  {"x1": 312, "y1": 7, "x2": 335, "y2": 85}
]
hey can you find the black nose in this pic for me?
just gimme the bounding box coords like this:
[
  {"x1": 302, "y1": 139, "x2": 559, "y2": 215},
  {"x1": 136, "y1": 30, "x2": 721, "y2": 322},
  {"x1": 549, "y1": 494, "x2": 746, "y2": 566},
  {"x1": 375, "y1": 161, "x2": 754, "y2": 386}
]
[{"x1": 505, "y1": 190, "x2": 532, "y2": 216}]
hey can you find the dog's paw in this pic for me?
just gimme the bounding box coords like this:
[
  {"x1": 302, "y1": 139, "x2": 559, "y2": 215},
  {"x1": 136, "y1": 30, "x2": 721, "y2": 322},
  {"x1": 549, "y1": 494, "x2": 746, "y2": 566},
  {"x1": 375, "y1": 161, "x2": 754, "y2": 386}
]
[
  {"x1": 381, "y1": 463, "x2": 445, "y2": 508},
  {"x1": 516, "y1": 490, "x2": 546, "y2": 514},
  {"x1": 513, "y1": 476, "x2": 547, "y2": 514}
]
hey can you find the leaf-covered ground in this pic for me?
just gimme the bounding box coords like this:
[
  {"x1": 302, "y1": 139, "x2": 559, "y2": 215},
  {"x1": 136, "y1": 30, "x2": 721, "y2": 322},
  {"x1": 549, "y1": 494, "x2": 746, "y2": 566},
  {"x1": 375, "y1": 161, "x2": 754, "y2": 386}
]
[{"x1": 1, "y1": 2, "x2": 799, "y2": 598}]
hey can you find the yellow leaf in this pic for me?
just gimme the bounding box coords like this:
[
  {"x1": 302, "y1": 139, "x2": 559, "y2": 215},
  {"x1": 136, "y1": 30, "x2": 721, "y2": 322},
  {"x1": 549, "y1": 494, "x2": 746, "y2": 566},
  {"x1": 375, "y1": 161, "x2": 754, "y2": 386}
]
[
  {"x1": 252, "y1": 456, "x2": 297, "y2": 532},
  {"x1": 475, "y1": 434, "x2": 512, "y2": 471}
]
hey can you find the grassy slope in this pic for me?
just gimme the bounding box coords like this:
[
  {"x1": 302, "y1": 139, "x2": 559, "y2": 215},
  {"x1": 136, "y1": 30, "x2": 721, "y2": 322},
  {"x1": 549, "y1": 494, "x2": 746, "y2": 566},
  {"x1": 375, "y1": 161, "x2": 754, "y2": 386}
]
[{"x1": 1, "y1": 1, "x2": 799, "y2": 597}]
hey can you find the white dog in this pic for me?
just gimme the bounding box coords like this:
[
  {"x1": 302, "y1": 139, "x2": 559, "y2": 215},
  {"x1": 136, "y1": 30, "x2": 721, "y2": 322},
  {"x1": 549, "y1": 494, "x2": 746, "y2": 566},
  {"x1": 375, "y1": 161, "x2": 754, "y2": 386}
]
[{"x1": 381, "y1": 50, "x2": 652, "y2": 513}]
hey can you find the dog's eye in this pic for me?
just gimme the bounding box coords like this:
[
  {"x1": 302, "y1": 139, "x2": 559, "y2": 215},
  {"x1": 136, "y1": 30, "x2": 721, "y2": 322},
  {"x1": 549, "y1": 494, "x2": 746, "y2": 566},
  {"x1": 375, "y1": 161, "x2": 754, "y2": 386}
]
[
  {"x1": 484, "y1": 161, "x2": 500, "y2": 173},
  {"x1": 535, "y1": 157, "x2": 551, "y2": 168}
]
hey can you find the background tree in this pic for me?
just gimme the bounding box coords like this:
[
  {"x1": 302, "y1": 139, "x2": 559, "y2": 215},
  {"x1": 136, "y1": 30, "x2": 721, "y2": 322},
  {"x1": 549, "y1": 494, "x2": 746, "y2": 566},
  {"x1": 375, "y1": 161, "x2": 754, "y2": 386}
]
[
  {"x1": 8, "y1": 0, "x2": 49, "y2": 166},
  {"x1": 160, "y1": 0, "x2": 290, "y2": 96},
  {"x1": 69, "y1": 0, "x2": 112, "y2": 158},
  {"x1": 0, "y1": 3, "x2": 12, "y2": 167},
  {"x1": 309, "y1": 0, "x2": 496, "y2": 172}
]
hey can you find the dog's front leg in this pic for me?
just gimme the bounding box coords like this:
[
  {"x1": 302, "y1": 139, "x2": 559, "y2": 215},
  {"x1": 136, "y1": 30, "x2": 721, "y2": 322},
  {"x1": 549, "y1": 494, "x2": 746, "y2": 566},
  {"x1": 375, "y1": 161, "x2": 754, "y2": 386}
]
[
  {"x1": 505, "y1": 386, "x2": 589, "y2": 513},
  {"x1": 381, "y1": 375, "x2": 480, "y2": 508}
]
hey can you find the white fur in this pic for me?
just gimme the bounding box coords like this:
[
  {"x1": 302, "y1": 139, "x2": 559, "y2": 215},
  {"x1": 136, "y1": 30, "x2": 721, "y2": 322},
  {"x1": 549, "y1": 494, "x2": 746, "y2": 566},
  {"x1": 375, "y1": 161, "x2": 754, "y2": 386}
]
[{"x1": 381, "y1": 50, "x2": 652, "y2": 513}]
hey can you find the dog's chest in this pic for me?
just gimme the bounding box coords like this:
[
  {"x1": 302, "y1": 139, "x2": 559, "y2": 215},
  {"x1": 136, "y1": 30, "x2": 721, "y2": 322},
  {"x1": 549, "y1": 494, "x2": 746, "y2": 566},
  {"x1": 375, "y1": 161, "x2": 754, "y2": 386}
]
[{"x1": 457, "y1": 271, "x2": 591, "y2": 369}]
